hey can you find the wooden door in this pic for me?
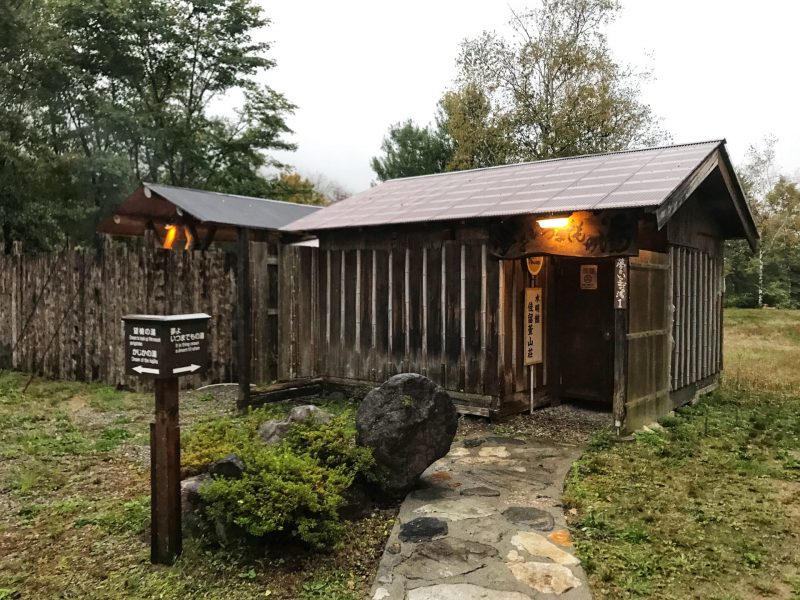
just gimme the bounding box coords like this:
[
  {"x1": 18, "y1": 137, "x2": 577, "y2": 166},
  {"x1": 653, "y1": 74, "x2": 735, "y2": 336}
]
[{"x1": 555, "y1": 258, "x2": 615, "y2": 403}]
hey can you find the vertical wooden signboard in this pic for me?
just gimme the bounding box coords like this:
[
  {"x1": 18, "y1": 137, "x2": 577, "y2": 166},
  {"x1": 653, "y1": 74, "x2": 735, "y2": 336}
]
[
  {"x1": 123, "y1": 313, "x2": 210, "y2": 565},
  {"x1": 524, "y1": 288, "x2": 543, "y2": 366}
]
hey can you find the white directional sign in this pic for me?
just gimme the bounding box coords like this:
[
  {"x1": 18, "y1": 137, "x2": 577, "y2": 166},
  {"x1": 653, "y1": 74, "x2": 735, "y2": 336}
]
[{"x1": 123, "y1": 314, "x2": 210, "y2": 379}]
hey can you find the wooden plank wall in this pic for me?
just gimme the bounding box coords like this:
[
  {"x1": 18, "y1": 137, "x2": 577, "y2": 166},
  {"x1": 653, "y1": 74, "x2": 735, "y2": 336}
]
[
  {"x1": 625, "y1": 250, "x2": 671, "y2": 430},
  {"x1": 279, "y1": 243, "x2": 548, "y2": 416},
  {"x1": 0, "y1": 236, "x2": 280, "y2": 388},
  {"x1": 669, "y1": 245, "x2": 723, "y2": 391}
]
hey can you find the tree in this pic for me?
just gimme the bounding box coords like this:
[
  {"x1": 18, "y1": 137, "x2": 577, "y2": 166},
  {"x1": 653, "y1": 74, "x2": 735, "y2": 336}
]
[
  {"x1": 267, "y1": 171, "x2": 329, "y2": 206},
  {"x1": 370, "y1": 120, "x2": 452, "y2": 182},
  {"x1": 726, "y1": 137, "x2": 800, "y2": 308},
  {"x1": 447, "y1": 0, "x2": 665, "y2": 165},
  {"x1": 438, "y1": 84, "x2": 510, "y2": 171},
  {"x1": 0, "y1": 0, "x2": 297, "y2": 250}
]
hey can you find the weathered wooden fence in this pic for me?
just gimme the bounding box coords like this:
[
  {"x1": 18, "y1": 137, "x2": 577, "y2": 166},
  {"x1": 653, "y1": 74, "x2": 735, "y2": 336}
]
[
  {"x1": 0, "y1": 236, "x2": 280, "y2": 388},
  {"x1": 275, "y1": 243, "x2": 554, "y2": 416}
]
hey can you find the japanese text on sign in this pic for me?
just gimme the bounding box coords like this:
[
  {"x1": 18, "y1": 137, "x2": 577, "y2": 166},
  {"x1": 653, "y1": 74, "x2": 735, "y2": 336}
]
[{"x1": 524, "y1": 287, "x2": 543, "y2": 366}]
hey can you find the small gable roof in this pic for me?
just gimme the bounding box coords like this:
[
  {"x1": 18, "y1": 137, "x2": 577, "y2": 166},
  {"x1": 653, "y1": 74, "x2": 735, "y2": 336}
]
[
  {"x1": 99, "y1": 182, "x2": 322, "y2": 241},
  {"x1": 285, "y1": 140, "x2": 758, "y2": 250},
  {"x1": 140, "y1": 183, "x2": 320, "y2": 230}
]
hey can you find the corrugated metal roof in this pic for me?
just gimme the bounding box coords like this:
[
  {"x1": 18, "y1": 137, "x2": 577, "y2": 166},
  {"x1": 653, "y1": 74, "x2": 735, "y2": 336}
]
[
  {"x1": 284, "y1": 141, "x2": 723, "y2": 232},
  {"x1": 145, "y1": 182, "x2": 321, "y2": 230}
]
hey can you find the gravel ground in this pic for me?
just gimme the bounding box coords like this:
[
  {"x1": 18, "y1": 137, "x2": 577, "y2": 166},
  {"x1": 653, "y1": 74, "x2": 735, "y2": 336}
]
[{"x1": 458, "y1": 402, "x2": 613, "y2": 446}]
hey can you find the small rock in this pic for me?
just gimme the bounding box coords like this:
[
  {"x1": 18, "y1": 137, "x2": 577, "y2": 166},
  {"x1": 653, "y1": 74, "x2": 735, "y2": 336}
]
[
  {"x1": 460, "y1": 486, "x2": 500, "y2": 497},
  {"x1": 208, "y1": 453, "x2": 244, "y2": 479},
  {"x1": 181, "y1": 474, "x2": 209, "y2": 535},
  {"x1": 507, "y1": 561, "x2": 581, "y2": 595},
  {"x1": 258, "y1": 405, "x2": 334, "y2": 445},
  {"x1": 258, "y1": 419, "x2": 292, "y2": 445},
  {"x1": 387, "y1": 541, "x2": 402, "y2": 554},
  {"x1": 503, "y1": 506, "x2": 555, "y2": 531},
  {"x1": 407, "y1": 583, "x2": 531, "y2": 600},
  {"x1": 181, "y1": 474, "x2": 209, "y2": 506},
  {"x1": 287, "y1": 404, "x2": 334, "y2": 425},
  {"x1": 395, "y1": 538, "x2": 497, "y2": 580},
  {"x1": 373, "y1": 587, "x2": 390, "y2": 600},
  {"x1": 478, "y1": 446, "x2": 510, "y2": 458},
  {"x1": 463, "y1": 437, "x2": 485, "y2": 448},
  {"x1": 510, "y1": 531, "x2": 579, "y2": 565},
  {"x1": 548, "y1": 529, "x2": 573, "y2": 546},
  {"x1": 455, "y1": 518, "x2": 505, "y2": 544},
  {"x1": 399, "y1": 517, "x2": 448, "y2": 542},
  {"x1": 506, "y1": 549, "x2": 523, "y2": 562},
  {"x1": 413, "y1": 499, "x2": 494, "y2": 521}
]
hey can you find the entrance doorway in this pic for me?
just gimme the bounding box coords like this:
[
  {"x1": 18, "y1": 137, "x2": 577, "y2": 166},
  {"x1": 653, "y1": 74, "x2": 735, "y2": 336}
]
[{"x1": 554, "y1": 257, "x2": 615, "y2": 404}]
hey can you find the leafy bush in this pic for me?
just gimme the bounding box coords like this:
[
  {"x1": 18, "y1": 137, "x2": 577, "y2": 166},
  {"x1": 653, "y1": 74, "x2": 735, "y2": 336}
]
[
  {"x1": 186, "y1": 406, "x2": 375, "y2": 549},
  {"x1": 182, "y1": 406, "x2": 283, "y2": 474}
]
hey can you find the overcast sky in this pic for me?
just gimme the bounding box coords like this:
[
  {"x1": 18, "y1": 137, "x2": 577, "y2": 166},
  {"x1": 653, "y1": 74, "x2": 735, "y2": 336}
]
[{"x1": 247, "y1": 0, "x2": 800, "y2": 194}]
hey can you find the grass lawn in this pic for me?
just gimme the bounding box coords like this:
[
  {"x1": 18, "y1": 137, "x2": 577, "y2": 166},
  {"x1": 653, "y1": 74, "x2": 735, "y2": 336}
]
[
  {"x1": 0, "y1": 376, "x2": 393, "y2": 600},
  {"x1": 565, "y1": 308, "x2": 800, "y2": 599}
]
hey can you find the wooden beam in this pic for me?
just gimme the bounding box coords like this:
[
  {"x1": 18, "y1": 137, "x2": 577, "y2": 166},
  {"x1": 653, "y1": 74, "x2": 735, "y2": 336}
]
[
  {"x1": 236, "y1": 227, "x2": 251, "y2": 409},
  {"x1": 200, "y1": 224, "x2": 217, "y2": 250},
  {"x1": 716, "y1": 147, "x2": 760, "y2": 251},
  {"x1": 612, "y1": 257, "x2": 629, "y2": 431}
]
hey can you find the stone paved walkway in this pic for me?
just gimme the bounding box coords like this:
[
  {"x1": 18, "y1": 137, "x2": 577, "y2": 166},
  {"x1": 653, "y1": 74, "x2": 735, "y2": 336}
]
[{"x1": 370, "y1": 435, "x2": 592, "y2": 600}]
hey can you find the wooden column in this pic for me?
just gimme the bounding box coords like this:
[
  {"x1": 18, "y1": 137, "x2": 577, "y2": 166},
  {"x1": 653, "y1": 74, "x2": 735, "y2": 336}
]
[
  {"x1": 236, "y1": 227, "x2": 251, "y2": 408},
  {"x1": 612, "y1": 257, "x2": 629, "y2": 431},
  {"x1": 150, "y1": 377, "x2": 181, "y2": 564}
]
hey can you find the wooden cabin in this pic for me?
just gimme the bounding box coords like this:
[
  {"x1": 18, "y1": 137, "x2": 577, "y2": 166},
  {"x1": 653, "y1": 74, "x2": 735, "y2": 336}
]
[
  {"x1": 283, "y1": 140, "x2": 757, "y2": 432},
  {"x1": 98, "y1": 182, "x2": 321, "y2": 404}
]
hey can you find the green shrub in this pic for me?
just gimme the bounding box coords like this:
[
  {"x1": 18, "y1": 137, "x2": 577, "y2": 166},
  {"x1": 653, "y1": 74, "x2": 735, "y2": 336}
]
[
  {"x1": 182, "y1": 406, "x2": 284, "y2": 474},
  {"x1": 284, "y1": 416, "x2": 375, "y2": 479},
  {"x1": 188, "y1": 407, "x2": 376, "y2": 549},
  {"x1": 201, "y1": 445, "x2": 352, "y2": 548}
]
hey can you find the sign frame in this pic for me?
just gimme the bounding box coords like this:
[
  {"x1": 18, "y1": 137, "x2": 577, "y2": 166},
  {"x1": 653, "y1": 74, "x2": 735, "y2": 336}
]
[
  {"x1": 123, "y1": 313, "x2": 210, "y2": 379},
  {"x1": 524, "y1": 287, "x2": 544, "y2": 366}
]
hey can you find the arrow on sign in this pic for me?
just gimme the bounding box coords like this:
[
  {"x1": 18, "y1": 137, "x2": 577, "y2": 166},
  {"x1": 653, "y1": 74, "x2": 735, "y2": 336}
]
[
  {"x1": 133, "y1": 365, "x2": 160, "y2": 375},
  {"x1": 172, "y1": 364, "x2": 200, "y2": 375}
]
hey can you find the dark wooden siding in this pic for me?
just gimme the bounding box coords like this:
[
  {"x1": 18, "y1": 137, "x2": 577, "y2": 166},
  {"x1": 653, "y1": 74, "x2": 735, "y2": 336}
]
[
  {"x1": 669, "y1": 245, "x2": 723, "y2": 391},
  {"x1": 278, "y1": 239, "x2": 545, "y2": 416}
]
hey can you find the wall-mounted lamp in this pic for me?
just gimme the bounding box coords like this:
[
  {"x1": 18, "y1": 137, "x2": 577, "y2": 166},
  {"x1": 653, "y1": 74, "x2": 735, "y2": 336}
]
[
  {"x1": 163, "y1": 224, "x2": 178, "y2": 249},
  {"x1": 536, "y1": 215, "x2": 570, "y2": 229}
]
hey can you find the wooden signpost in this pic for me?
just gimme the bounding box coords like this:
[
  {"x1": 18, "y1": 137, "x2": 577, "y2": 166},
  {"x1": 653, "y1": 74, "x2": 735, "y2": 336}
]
[{"x1": 122, "y1": 313, "x2": 210, "y2": 565}]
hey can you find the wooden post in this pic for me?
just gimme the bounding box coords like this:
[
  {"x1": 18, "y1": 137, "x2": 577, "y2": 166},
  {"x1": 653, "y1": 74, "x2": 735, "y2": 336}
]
[
  {"x1": 236, "y1": 228, "x2": 251, "y2": 409},
  {"x1": 612, "y1": 257, "x2": 629, "y2": 433},
  {"x1": 151, "y1": 377, "x2": 181, "y2": 565}
]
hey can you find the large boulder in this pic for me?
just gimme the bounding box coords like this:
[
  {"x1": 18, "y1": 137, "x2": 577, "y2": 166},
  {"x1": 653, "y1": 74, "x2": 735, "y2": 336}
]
[{"x1": 356, "y1": 373, "x2": 457, "y2": 494}]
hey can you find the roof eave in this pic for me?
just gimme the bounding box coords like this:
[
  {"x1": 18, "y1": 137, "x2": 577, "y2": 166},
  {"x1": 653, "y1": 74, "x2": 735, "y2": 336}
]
[{"x1": 654, "y1": 144, "x2": 759, "y2": 253}]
